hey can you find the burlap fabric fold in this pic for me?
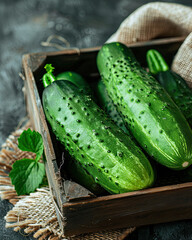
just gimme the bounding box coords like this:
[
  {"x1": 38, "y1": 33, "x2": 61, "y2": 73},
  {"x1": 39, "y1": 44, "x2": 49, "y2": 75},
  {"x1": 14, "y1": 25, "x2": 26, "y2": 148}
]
[
  {"x1": 107, "y1": 2, "x2": 192, "y2": 87},
  {"x1": 107, "y1": 2, "x2": 192, "y2": 43},
  {"x1": 172, "y1": 32, "x2": 192, "y2": 87}
]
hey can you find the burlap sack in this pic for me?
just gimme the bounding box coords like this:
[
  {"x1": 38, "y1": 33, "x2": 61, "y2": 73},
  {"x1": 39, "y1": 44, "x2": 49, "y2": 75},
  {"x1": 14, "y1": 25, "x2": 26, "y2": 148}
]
[
  {"x1": 172, "y1": 32, "x2": 192, "y2": 88},
  {"x1": 107, "y1": 2, "x2": 192, "y2": 86},
  {"x1": 107, "y1": 2, "x2": 192, "y2": 43}
]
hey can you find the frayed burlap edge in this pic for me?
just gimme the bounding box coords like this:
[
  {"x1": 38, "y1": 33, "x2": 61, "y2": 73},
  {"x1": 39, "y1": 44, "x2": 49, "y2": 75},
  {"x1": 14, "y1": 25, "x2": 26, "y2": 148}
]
[{"x1": 0, "y1": 121, "x2": 136, "y2": 240}]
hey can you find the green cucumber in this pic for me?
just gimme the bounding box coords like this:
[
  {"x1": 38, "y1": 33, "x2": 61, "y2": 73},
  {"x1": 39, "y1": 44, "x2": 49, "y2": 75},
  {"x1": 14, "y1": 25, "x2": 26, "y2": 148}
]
[
  {"x1": 96, "y1": 79, "x2": 130, "y2": 135},
  {"x1": 56, "y1": 71, "x2": 92, "y2": 95},
  {"x1": 147, "y1": 49, "x2": 192, "y2": 126},
  {"x1": 42, "y1": 69, "x2": 154, "y2": 194},
  {"x1": 97, "y1": 42, "x2": 192, "y2": 170},
  {"x1": 44, "y1": 65, "x2": 102, "y2": 194}
]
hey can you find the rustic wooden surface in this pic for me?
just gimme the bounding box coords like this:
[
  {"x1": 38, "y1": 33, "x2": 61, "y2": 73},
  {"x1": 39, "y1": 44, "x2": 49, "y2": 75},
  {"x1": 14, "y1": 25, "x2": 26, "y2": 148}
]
[
  {"x1": 1, "y1": 0, "x2": 192, "y2": 239},
  {"x1": 63, "y1": 183, "x2": 192, "y2": 236}
]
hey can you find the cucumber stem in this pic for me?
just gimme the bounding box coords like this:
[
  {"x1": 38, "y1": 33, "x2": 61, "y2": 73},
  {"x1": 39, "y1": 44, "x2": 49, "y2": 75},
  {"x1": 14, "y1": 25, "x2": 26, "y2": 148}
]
[
  {"x1": 146, "y1": 49, "x2": 169, "y2": 75},
  {"x1": 42, "y1": 64, "x2": 56, "y2": 88}
]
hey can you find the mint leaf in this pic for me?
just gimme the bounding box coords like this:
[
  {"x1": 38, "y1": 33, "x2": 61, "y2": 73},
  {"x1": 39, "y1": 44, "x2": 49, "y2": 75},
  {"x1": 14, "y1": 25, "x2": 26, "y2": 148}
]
[
  {"x1": 10, "y1": 129, "x2": 46, "y2": 195},
  {"x1": 9, "y1": 159, "x2": 45, "y2": 195},
  {"x1": 18, "y1": 129, "x2": 43, "y2": 161}
]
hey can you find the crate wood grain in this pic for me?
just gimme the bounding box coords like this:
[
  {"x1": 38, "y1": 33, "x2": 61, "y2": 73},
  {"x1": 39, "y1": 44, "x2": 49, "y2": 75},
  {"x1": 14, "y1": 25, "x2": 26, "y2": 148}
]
[{"x1": 22, "y1": 36, "x2": 192, "y2": 237}]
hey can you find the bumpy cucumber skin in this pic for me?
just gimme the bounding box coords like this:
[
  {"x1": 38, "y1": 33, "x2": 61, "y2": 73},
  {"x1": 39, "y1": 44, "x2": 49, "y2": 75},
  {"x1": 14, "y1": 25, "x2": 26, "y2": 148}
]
[
  {"x1": 42, "y1": 80, "x2": 154, "y2": 194},
  {"x1": 56, "y1": 71, "x2": 100, "y2": 192},
  {"x1": 56, "y1": 71, "x2": 92, "y2": 94},
  {"x1": 66, "y1": 158, "x2": 105, "y2": 195},
  {"x1": 97, "y1": 42, "x2": 192, "y2": 170},
  {"x1": 96, "y1": 80, "x2": 130, "y2": 135},
  {"x1": 158, "y1": 71, "x2": 192, "y2": 125}
]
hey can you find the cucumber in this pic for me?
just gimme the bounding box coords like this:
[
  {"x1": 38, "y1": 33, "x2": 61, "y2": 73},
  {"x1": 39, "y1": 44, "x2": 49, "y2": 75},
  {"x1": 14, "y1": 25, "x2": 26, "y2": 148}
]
[
  {"x1": 44, "y1": 65, "x2": 102, "y2": 194},
  {"x1": 56, "y1": 71, "x2": 92, "y2": 95},
  {"x1": 96, "y1": 79, "x2": 130, "y2": 135},
  {"x1": 97, "y1": 42, "x2": 192, "y2": 170},
  {"x1": 147, "y1": 49, "x2": 192, "y2": 126},
  {"x1": 42, "y1": 74, "x2": 154, "y2": 194}
]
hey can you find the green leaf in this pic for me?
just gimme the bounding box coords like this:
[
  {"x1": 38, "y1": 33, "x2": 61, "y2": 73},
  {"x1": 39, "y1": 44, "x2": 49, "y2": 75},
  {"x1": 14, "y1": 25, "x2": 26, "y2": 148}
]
[
  {"x1": 18, "y1": 129, "x2": 44, "y2": 161},
  {"x1": 9, "y1": 159, "x2": 45, "y2": 195}
]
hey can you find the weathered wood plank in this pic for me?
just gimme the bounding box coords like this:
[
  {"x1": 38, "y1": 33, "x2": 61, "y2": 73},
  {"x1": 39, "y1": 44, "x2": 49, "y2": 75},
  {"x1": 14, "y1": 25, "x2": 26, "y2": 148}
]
[{"x1": 63, "y1": 183, "x2": 192, "y2": 235}]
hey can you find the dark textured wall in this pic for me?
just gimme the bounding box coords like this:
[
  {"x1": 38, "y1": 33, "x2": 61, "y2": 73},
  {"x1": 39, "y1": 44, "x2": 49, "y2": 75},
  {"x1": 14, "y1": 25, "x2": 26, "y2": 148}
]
[{"x1": 1, "y1": 1, "x2": 192, "y2": 239}]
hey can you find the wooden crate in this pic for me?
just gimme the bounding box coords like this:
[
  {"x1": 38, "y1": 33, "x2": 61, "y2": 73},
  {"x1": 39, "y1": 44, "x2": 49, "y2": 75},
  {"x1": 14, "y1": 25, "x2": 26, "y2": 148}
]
[{"x1": 22, "y1": 36, "x2": 192, "y2": 237}]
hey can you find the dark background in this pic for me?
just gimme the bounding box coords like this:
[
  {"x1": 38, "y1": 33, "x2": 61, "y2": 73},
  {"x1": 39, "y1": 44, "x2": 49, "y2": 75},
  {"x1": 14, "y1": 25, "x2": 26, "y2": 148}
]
[{"x1": 1, "y1": 0, "x2": 192, "y2": 239}]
